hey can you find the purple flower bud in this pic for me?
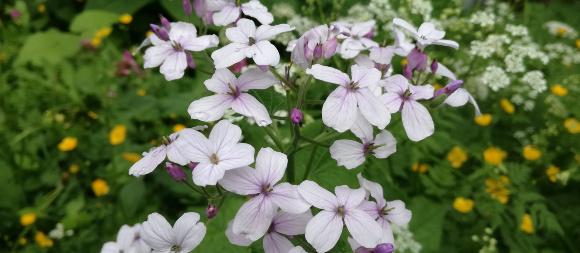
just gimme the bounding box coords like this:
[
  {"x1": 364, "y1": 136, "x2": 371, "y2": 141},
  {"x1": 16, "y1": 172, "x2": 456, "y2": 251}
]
[
  {"x1": 433, "y1": 80, "x2": 463, "y2": 98},
  {"x1": 229, "y1": 59, "x2": 247, "y2": 73},
  {"x1": 403, "y1": 65, "x2": 413, "y2": 80},
  {"x1": 159, "y1": 14, "x2": 171, "y2": 30},
  {"x1": 354, "y1": 247, "x2": 373, "y2": 253},
  {"x1": 205, "y1": 204, "x2": 217, "y2": 219},
  {"x1": 258, "y1": 65, "x2": 269, "y2": 72},
  {"x1": 186, "y1": 51, "x2": 196, "y2": 69},
  {"x1": 290, "y1": 108, "x2": 303, "y2": 123},
  {"x1": 193, "y1": 0, "x2": 206, "y2": 18},
  {"x1": 123, "y1": 50, "x2": 141, "y2": 74},
  {"x1": 304, "y1": 45, "x2": 314, "y2": 61},
  {"x1": 166, "y1": 162, "x2": 188, "y2": 182},
  {"x1": 407, "y1": 48, "x2": 428, "y2": 72},
  {"x1": 374, "y1": 243, "x2": 395, "y2": 253},
  {"x1": 322, "y1": 38, "x2": 338, "y2": 59},
  {"x1": 189, "y1": 162, "x2": 198, "y2": 172},
  {"x1": 183, "y1": 0, "x2": 193, "y2": 16},
  {"x1": 313, "y1": 44, "x2": 323, "y2": 60},
  {"x1": 203, "y1": 11, "x2": 214, "y2": 26},
  {"x1": 11, "y1": 9, "x2": 20, "y2": 19},
  {"x1": 364, "y1": 29, "x2": 375, "y2": 39},
  {"x1": 430, "y1": 58, "x2": 438, "y2": 74},
  {"x1": 150, "y1": 24, "x2": 170, "y2": 41}
]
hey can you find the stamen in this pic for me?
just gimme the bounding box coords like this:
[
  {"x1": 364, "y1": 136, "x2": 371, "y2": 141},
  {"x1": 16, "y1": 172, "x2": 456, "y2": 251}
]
[
  {"x1": 248, "y1": 37, "x2": 256, "y2": 46},
  {"x1": 171, "y1": 245, "x2": 182, "y2": 251},
  {"x1": 210, "y1": 154, "x2": 219, "y2": 164}
]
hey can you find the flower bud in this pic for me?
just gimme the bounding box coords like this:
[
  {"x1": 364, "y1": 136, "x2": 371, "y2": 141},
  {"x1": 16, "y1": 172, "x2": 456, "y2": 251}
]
[
  {"x1": 403, "y1": 65, "x2": 412, "y2": 80},
  {"x1": 354, "y1": 247, "x2": 373, "y2": 253},
  {"x1": 290, "y1": 108, "x2": 303, "y2": 123},
  {"x1": 322, "y1": 38, "x2": 338, "y2": 59},
  {"x1": 159, "y1": 14, "x2": 171, "y2": 30},
  {"x1": 193, "y1": 0, "x2": 205, "y2": 18},
  {"x1": 433, "y1": 80, "x2": 463, "y2": 98},
  {"x1": 364, "y1": 29, "x2": 374, "y2": 39},
  {"x1": 150, "y1": 24, "x2": 170, "y2": 41},
  {"x1": 313, "y1": 44, "x2": 323, "y2": 60},
  {"x1": 304, "y1": 45, "x2": 314, "y2": 61},
  {"x1": 407, "y1": 48, "x2": 428, "y2": 72},
  {"x1": 374, "y1": 243, "x2": 395, "y2": 253},
  {"x1": 11, "y1": 9, "x2": 20, "y2": 19},
  {"x1": 206, "y1": 204, "x2": 217, "y2": 219},
  {"x1": 430, "y1": 58, "x2": 438, "y2": 73},
  {"x1": 229, "y1": 59, "x2": 247, "y2": 73},
  {"x1": 190, "y1": 162, "x2": 198, "y2": 172},
  {"x1": 183, "y1": 0, "x2": 193, "y2": 16},
  {"x1": 186, "y1": 51, "x2": 196, "y2": 69},
  {"x1": 166, "y1": 162, "x2": 187, "y2": 182}
]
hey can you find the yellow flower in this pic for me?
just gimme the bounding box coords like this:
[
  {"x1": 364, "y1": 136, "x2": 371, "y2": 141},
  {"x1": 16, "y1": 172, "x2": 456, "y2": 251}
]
[
  {"x1": 95, "y1": 27, "x2": 112, "y2": 38},
  {"x1": 564, "y1": 117, "x2": 580, "y2": 134},
  {"x1": 485, "y1": 176, "x2": 510, "y2": 204},
  {"x1": 483, "y1": 147, "x2": 507, "y2": 166},
  {"x1": 432, "y1": 84, "x2": 443, "y2": 90},
  {"x1": 119, "y1": 14, "x2": 133, "y2": 24},
  {"x1": 58, "y1": 137, "x2": 77, "y2": 151},
  {"x1": 576, "y1": 39, "x2": 580, "y2": 49},
  {"x1": 88, "y1": 111, "x2": 99, "y2": 119},
  {"x1": 556, "y1": 27, "x2": 567, "y2": 35},
  {"x1": 173, "y1": 124, "x2": 186, "y2": 133},
  {"x1": 500, "y1": 99, "x2": 514, "y2": 114},
  {"x1": 520, "y1": 213, "x2": 533, "y2": 234},
  {"x1": 35, "y1": 231, "x2": 53, "y2": 248},
  {"x1": 475, "y1": 114, "x2": 492, "y2": 126},
  {"x1": 92, "y1": 179, "x2": 109, "y2": 196},
  {"x1": 448, "y1": 146, "x2": 468, "y2": 168},
  {"x1": 90, "y1": 37, "x2": 102, "y2": 46},
  {"x1": 19, "y1": 238, "x2": 26, "y2": 245},
  {"x1": 137, "y1": 89, "x2": 146, "y2": 96},
  {"x1": 523, "y1": 146, "x2": 541, "y2": 161},
  {"x1": 20, "y1": 213, "x2": 36, "y2": 226},
  {"x1": 123, "y1": 153, "x2": 142, "y2": 163},
  {"x1": 412, "y1": 162, "x2": 428, "y2": 173},
  {"x1": 550, "y1": 84, "x2": 568, "y2": 96},
  {"x1": 453, "y1": 197, "x2": 474, "y2": 213},
  {"x1": 401, "y1": 59, "x2": 408, "y2": 66},
  {"x1": 169, "y1": 113, "x2": 177, "y2": 119},
  {"x1": 109, "y1": 125, "x2": 127, "y2": 145},
  {"x1": 38, "y1": 4, "x2": 46, "y2": 13},
  {"x1": 546, "y1": 165, "x2": 560, "y2": 183},
  {"x1": 69, "y1": 164, "x2": 80, "y2": 174},
  {"x1": 564, "y1": 62, "x2": 572, "y2": 68}
]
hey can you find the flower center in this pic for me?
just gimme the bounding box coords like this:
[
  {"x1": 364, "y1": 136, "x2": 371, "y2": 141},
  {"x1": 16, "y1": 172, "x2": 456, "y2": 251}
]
[
  {"x1": 262, "y1": 184, "x2": 272, "y2": 195},
  {"x1": 171, "y1": 245, "x2": 182, "y2": 251},
  {"x1": 380, "y1": 206, "x2": 395, "y2": 215},
  {"x1": 172, "y1": 41, "x2": 183, "y2": 51},
  {"x1": 210, "y1": 154, "x2": 219, "y2": 164},
  {"x1": 347, "y1": 81, "x2": 359, "y2": 91},
  {"x1": 403, "y1": 88, "x2": 412, "y2": 99},
  {"x1": 337, "y1": 205, "x2": 345, "y2": 217},
  {"x1": 248, "y1": 37, "x2": 256, "y2": 46}
]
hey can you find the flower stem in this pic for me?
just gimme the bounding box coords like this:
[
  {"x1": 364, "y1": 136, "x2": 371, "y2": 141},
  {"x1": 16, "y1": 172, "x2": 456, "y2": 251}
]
[
  {"x1": 263, "y1": 126, "x2": 285, "y2": 151},
  {"x1": 271, "y1": 115, "x2": 290, "y2": 121},
  {"x1": 270, "y1": 66, "x2": 298, "y2": 94},
  {"x1": 183, "y1": 181, "x2": 208, "y2": 197},
  {"x1": 303, "y1": 99, "x2": 325, "y2": 105},
  {"x1": 292, "y1": 236, "x2": 317, "y2": 253},
  {"x1": 299, "y1": 135, "x2": 330, "y2": 148}
]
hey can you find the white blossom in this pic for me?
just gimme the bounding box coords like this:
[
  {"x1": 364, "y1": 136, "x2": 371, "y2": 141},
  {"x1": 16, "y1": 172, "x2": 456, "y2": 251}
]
[{"x1": 481, "y1": 66, "x2": 510, "y2": 91}]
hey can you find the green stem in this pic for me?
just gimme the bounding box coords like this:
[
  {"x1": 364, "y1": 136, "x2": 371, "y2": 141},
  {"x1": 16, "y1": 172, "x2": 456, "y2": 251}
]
[
  {"x1": 299, "y1": 131, "x2": 343, "y2": 149},
  {"x1": 414, "y1": 70, "x2": 423, "y2": 86},
  {"x1": 202, "y1": 187, "x2": 212, "y2": 198},
  {"x1": 196, "y1": 68, "x2": 214, "y2": 75},
  {"x1": 285, "y1": 124, "x2": 301, "y2": 183},
  {"x1": 184, "y1": 181, "x2": 208, "y2": 197},
  {"x1": 300, "y1": 135, "x2": 330, "y2": 148},
  {"x1": 263, "y1": 126, "x2": 285, "y2": 151},
  {"x1": 293, "y1": 236, "x2": 317, "y2": 253},
  {"x1": 270, "y1": 66, "x2": 299, "y2": 94},
  {"x1": 271, "y1": 115, "x2": 290, "y2": 121},
  {"x1": 296, "y1": 76, "x2": 314, "y2": 109},
  {"x1": 217, "y1": 195, "x2": 229, "y2": 210},
  {"x1": 303, "y1": 99, "x2": 325, "y2": 105}
]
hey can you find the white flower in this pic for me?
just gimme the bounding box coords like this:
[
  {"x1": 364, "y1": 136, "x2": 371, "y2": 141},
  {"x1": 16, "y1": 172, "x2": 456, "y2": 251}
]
[
  {"x1": 332, "y1": 20, "x2": 379, "y2": 59},
  {"x1": 506, "y1": 24, "x2": 529, "y2": 37},
  {"x1": 140, "y1": 212, "x2": 206, "y2": 253},
  {"x1": 470, "y1": 11, "x2": 496, "y2": 27},
  {"x1": 521, "y1": 70, "x2": 547, "y2": 93},
  {"x1": 523, "y1": 100, "x2": 535, "y2": 111},
  {"x1": 544, "y1": 21, "x2": 578, "y2": 39},
  {"x1": 101, "y1": 224, "x2": 150, "y2": 253},
  {"x1": 207, "y1": 0, "x2": 274, "y2": 26},
  {"x1": 392, "y1": 18, "x2": 459, "y2": 51},
  {"x1": 481, "y1": 66, "x2": 510, "y2": 91},
  {"x1": 505, "y1": 54, "x2": 525, "y2": 73}
]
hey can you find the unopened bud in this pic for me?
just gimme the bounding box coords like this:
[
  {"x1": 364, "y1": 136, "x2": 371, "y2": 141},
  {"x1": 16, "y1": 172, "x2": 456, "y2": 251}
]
[
  {"x1": 159, "y1": 14, "x2": 171, "y2": 30},
  {"x1": 206, "y1": 204, "x2": 218, "y2": 219},
  {"x1": 433, "y1": 80, "x2": 463, "y2": 98},
  {"x1": 290, "y1": 108, "x2": 303, "y2": 123},
  {"x1": 322, "y1": 38, "x2": 338, "y2": 59},
  {"x1": 429, "y1": 94, "x2": 448, "y2": 108},
  {"x1": 403, "y1": 65, "x2": 412, "y2": 80},
  {"x1": 374, "y1": 243, "x2": 395, "y2": 253},
  {"x1": 354, "y1": 247, "x2": 373, "y2": 253},
  {"x1": 150, "y1": 24, "x2": 169, "y2": 41},
  {"x1": 183, "y1": 0, "x2": 193, "y2": 16},
  {"x1": 430, "y1": 58, "x2": 438, "y2": 74},
  {"x1": 166, "y1": 162, "x2": 188, "y2": 182},
  {"x1": 364, "y1": 29, "x2": 374, "y2": 39},
  {"x1": 189, "y1": 162, "x2": 198, "y2": 172},
  {"x1": 407, "y1": 48, "x2": 428, "y2": 72},
  {"x1": 313, "y1": 44, "x2": 323, "y2": 60},
  {"x1": 11, "y1": 9, "x2": 20, "y2": 19},
  {"x1": 304, "y1": 45, "x2": 314, "y2": 61},
  {"x1": 186, "y1": 51, "x2": 196, "y2": 69},
  {"x1": 193, "y1": 0, "x2": 205, "y2": 18}
]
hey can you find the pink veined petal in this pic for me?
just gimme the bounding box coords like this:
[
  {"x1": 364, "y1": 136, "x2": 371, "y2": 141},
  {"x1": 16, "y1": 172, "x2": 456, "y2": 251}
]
[
  {"x1": 212, "y1": 5, "x2": 241, "y2": 26},
  {"x1": 379, "y1": 74, "x2": 409, "y2": 93},
  {"x1": 359, "y1": 38, "x2": 380, "y2": 48},
  {"x1": 214, "y1": 143, "x2": 255, "y2": 171},
  {"x1": 304, "y1": 211, "x2": 343, "y2": 253},
  {"x1": 402, "y1": 100, "x2": 434, "y2": 142},
  {"x1": 329, "y1": 140, "x2": 365, "y2": 170},
  {"x1": 431, "y1": 39, "x2": 459, "y2": 50},
  {"x1": 417, "y1": 22, "x2": 445, "y2": 44},
  {"x1": 354, "y1": 54, "x2": 374, "y2": 69},
  {"x1": 370, "y1": 46, "x2": 395, "y2": 65},
  {"x1": 372, "y1": 130, "x2": 397, "y2": 159},
  {"x1": 335, "y1": 185, "x2": 366, "y2": 210},
  {"x1": 322, "y1": 86, "x2": 358, "y2": 132},
  {"x1": 166, "y1": 142, "x2": 189, "y2": 166},
  {"x1": 263, "y1": 232, "x2": 294, "y2": 253},
  {"x1": 297, "y1": 180, "x2": 339, "y2": 210},
  {"x1": 392, "y1": 18, "x2": 418, "y2": 37},
  {"x1": 206, "y1": 0, "x2": 233, "y2": 12},
  {"x1": 347, "y1": 237, "x2": 363, "y2": 253},
  {"x1": 340, "y1": 39, "x2": 366, "y2": 59},
  {"x1": 226, "y1": 18, "x2": 256, "y2": 43},
  {"x1": 355, "y1": 88, "x2": 391, "y2": 129},
  {"x1": 252, "y1": 41, "x2": 280, "y2": 66},
  {"x1": 204, "y1": 68, "x2": 237, "y2": 94},
  {"x1": 173, "y1": 212, "x2": 206, "y2": 251},
  {"x1": 350, "y1": 110, "x2": 373, "y2": 143},
  {"x1": 209, "y1": 119, "x2": 242, "y2": 151},
  {"x1": 445, "y1": 88, "x2": 469, "y2": 107},
  {"x1": 212, "y1": 43, "x2": 248, "y2": 68},
  {"x1": 288, "y1": 246, "x2": 307, "y2": 253},
  {"x1": 350, "y1": 20, "x2": 375, "y2": 36},
  {"x1": 129, "y1": 145, "x2": 167, "y2": 177},
  {"x1": 357, "y1": 173, "x2": 385, "y2": 203},
  {"x1": 233, "y1": 194, "x2": 278, "y2": 241},
  {"x1": 241, "y1": 0, "x2": 274, "y2": 25},
  {"x1": 132, "y1": 36, "x2": 152, "y2": 56},
  {"x1": 350, "y1": 65, "x2": 382, "y2": 89},
  {"x1": 101, "y1": 242, "x2": 121, "y2": 253},
  {"x1": 188, "y1": 94, "x2": 235, "y2": 122},
  {"x1": 358, "y1": 200, "x2": 382, "y2": 220},
  {"x1": 231, "y1": 93, "x2": 272, "y2": 126},
  {"x1": 236, "y1": 68, "x2": 278, "y2": 91},
  {"x1": 173, "y1": 129, "x2": 212, "y2": 163},
  {"x1": 140, "y1": 213, "x2": 174, "y2": 250},
  {"x1": 168, "y1": 22, "x2": 197, "y2": 41},
  {"x1": 269, "y1": 183, "x2": 311, "y2": 214},
  {"x1": 182, "y1": 34, "x2": 219, "y2": 51},
  {"x1": 160, "y1": 51, "x2": 188, "y2": 81},
  {"x1": 384, "y1": 200, "x2": 412, "y2": 226},
  {"x1": 255, "y1": 24, "x2": 295, "y2": 41},
  {"x1": 306, "y1": 64, "x2": 350, "y2": 86},
  {"x1": 272, "y1": 210, "x2": 313, "y2": 236},
  {"x1": 408, "y1": 84, "x2": 435, "y2": 101},
  {"x1": 378, "y1": 92, "x2": 403, "y2": 114},
  {"x1": 377, "y1": 218, "x2": 395, "y2": 244},
  {"x1": 192, "y1": 162, "x2": 226, "y2": 186},
  {"x1": 116, "y1": 225, "x2": 136, "y2": 250},
  {"x1": 255, "y1": 147, "x2": 287, "y2": 185},
  {"x1": 344, "y1": 209, "x2": 384, "y2": 249},
  {"x1": 225, "y1": 220, "x2": 254, "y2": 246},
  {"x1": 143, "y1": 44, "x2": 174, "y2": 69},
  {"x1": 219, "y1": 166, "x2": 262, "y2": 195}
]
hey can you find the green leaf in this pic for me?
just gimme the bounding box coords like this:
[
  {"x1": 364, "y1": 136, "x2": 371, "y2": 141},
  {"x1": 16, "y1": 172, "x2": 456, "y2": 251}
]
[
  {"x1": 65, "y1": 197, "x2": 86, "y2": 215},
  {"x1": 85, "y1": 0, "x2": 154, "y2": 14},
  {"x1": 70, "y1": 10, "x2": 120, "y2": 38},
  {"x1": 409, "y1": 197, "x2": 447, "y2": 253},
  {"x1": 119, "y1": 179, "x2": 146, "y2": 219},
  {"x1": 15, "y1": 30, "x2": 81, "y2": 66}
]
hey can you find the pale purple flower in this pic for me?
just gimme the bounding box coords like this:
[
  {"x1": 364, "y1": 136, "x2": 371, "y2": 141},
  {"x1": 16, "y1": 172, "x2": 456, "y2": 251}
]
[
  {"x1": 357, "y1": 174, "x2": 412, "y2": 246},
  {"x1": 297, "y1": 181, "x2": 384, "y2": 252},
  {"x1": 140, "y1": 212, "x2": 206, "y2": 253},
  {"x1": 193, "y1": 0, "x2": 214, "y2": 25},
  {"x1": 175, "y1": 120, "x2": 255, "y2": 186},
  {"x1": 330, "y1": 111, "x2": 397, "y2": 170},
  {"x1": 391, "y1": 26, "x2": 415, "y2": 57},
  {"x1": 306, "y1": 64, "x2": 391, "y2": 132},
  {"x1": 207, "y1": 0, "x2": 273, "y2": 26},
  {"x1": 354, "y1": 46, "x2": 395, "y2": 95},
  {"x1": 392, "y1": 18, "x2": 459, "y2": 51},
  {"x1": 333, "y1": 20, "x2": 379, "y2": 59},
  {"x1": 219, "y1": 147, "x2": 311, "y2": 240},
  {"x1": 378, "y1": 75, "x2": 435, "y2": 142},
  {"x1": 188, "y1": 68, "x2": 278, "y2": 126},
  {"x1": 129, "y1": 126, "x2": 208, "y2": 177},
  {"x1": 143, "y1": 22, "x2": 218, "y2": 81},
  {"x1": 291, "y1": 25, "x2": 340, "y2": 69},
  {"x1": 288, "y1": 246, "x2": 307, "y2": 253},
  {"x1": 101, "y1": 224, "x2": 150, "y2": 253},
  {"x1": 428, "y1": 63, "x2": 482, "y2": 117},
  {"x1": 211, "y1": 18, "x2": 294, "y2": 68}
]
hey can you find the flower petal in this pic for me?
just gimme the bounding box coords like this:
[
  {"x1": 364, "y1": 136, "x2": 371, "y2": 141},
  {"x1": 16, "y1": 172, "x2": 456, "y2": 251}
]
[
  {"x1": 329, "y1": 140, "x2": 365, "y2": 170},
  {"x1": 354, "y1": 54, "x2": 374, "y2": 69},
  {"x1": 305, "y1": 211, "x2": 343, "y2": 253},
  {"x1": 445, "y1": 88, "x2": 469, "y2": 107},
  {"x1": 370, "y1": 46, "x2": 395, "y2": 65},
  {"x1": 252, "y1": 41, "x2": 280, "y2": 66},
  {"x1": 344, "y1": 209, "x2": 384, "y2": 249},
  {"x1": 350, "y1": 65, "x2": 382, "y2": 89},
  {"x1": 225, "y1": 220, "x2": 254, "y2": 246},
  {"x1": 233, "y1": 194, "x2": 278, "y2": 241},
  {"x1": 357, "y1": 173, "x2": 385, "y2": 204},
  {"x1": 219, "y1": 166, "x2": 262, "y2": 195},
  {"x1": 140, "y1": 213, "x2": 174, "y2": 250},
  {"x1": 255, "y1": 24, "x2": 294, "y2": 41},
  {"x1": 212, "y1": 5, "x2": 241, "y2": 26},
  {"x1": 231, "y1": 93, "x2": 272, "y2": 126},
  {"x1": 116, "y1": 225, "x2": 136, "y2": 250},
  {"x1": 408, "y1": 84, "x2": 434, "y2": 101},
  {"x1": 322, "y1": 87, "x2": 358, "y2": 132},
  {"x1": 182, "y1": 34, "x2": 219, "y2": 51},
  {"x1": 372, "y1": 130, "x2": 397, "y2": 159},
  {"x1": 305, "y1": 64, "x2": 350, "y2": 86},
  {"x1": 212, "y1": 43, "x2": 248, "y2": 69},
  {"x1": 402, "y1": 100, "x2": 434, "y2": 142},
  {"x1": 143, "y1": 44, "x2": 173, "y2": 69},
  {"x1": 288, "y1": 246, "x2": 307, "y2": 253},
  {"x1": 263, "y1": 232, "x2": 294, "y2": 253},
  {"x1": 378, "y1": 92, "x2": 403, "y2": 114},
  {"x1": 168, "y1": 22, "x2": 197, "y2": 40},
  {"x1": 270, "y1": 183, "x2": 311, "y2": 214},
  {"x1": 273, "y1": 210, "x2": 313, "y2": 236},
  {"x1": 129, "y1": 145, "x2": 167, "y2": 177},
  {"x1": 159, "y1": 51, "x2": 188, "y2": 81},
  {"x1": 192, "y1": 162, "x2": 225, "y2": 186},
  {"x1": 417, "y1": 22, "x2": 445, "y2": 44},
  {"x1": 215, "y1": 143, "x2": 255, "y2": 171},
  {"x1": 392, "y1": 18, "x2": 418, "y2": 37},
  {"x1": 174, "y1": 128, "x2": 212, "y2": 162},
  {"x1": 431, "y1": 39, "x2": 459, "y2": 50},
  {"x1": 335, "y1": 185, "x2": 366, "y2": 210},
  {"x1": 209, "y1": 119, "x2": 242, "y2": 150},
  {"x1": 226, "y1": 18, "x2": 255, "y2": 43},
  {"x1": 188, "y1": 94, "x2": 234, "y2": 122},
  {"x1": 358, "y1": 200, "x2": 382, "y2": 220},
  {"x1": 384, "y1": 200, "x2": 412, "y2": 226},
  {"x1": 100, "y1": 242, "x2": 120, "y2": 253},
  {"x1": 204, "y1": 68, "x2": 237, "y2": 94},
  {"x1": 254, "y1": 147, "x2": 287, "y2": 185},
  {"x1": 173, "y1": 212, "x2": 206, "y2": 251},
  {"x1": 355, "y1": 88, "x2": 391, "y2": 129},
  {"x1": 379, "y1": 74, "x2": 408, "y2": 93},
  {"x1": 349, "y1": 110, "x2": 374, "y2": 143},
  {"x1": 236, "y1": 68, "x2": 278, "y2": 91},
  {"x1": 241, "y1": 0, "x2": 274, "y2": 25}
]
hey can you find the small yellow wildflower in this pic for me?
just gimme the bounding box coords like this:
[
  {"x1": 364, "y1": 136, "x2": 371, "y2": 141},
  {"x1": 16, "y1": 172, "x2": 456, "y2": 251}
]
[
  {"x1": 38, "y1": 4, "x2": 46, "y2": 13},
  {"x1": 485, "y1": 176, "x2": 510, "y2": 204},
  {"x1": 412, "y1": 162, "x2": 428, "y2": 173},
  {"x1": 137, "y1": 89, "x2": 146, "y2": 96},
  {"x1": 520, "y1": 213, "x2": 533, "y2": 234},
  {"x1": 550, "y1": 84, "x2": 568, "y2": 96},
  {"x1": 556, "y1": 27, "x2": 567, "y2": 35},
  {"x1": 546, "y1": 165, "x2": 560, "y2": 183},
  {"x1": 123, "y1": 153, "x2": 142, "y2": 163},
  {"x1": 58, "y1": 137, "x2": 77, "y2": 151},
  {"x1": 483, "y1": 147, "x2": 507, "y2": 166},
  {"x1": 432, "y1": 84, "x2": 443, "y2": 90},
  {"x1": 87, "y1": 111, "x2": 99, "y2": 119},
  {"x1": 119, "y1": 14, "x2": 133, "y2": 24},
  {"x1": 19, "y1": 238, "x2": 26, "y2": 245},
  {"x1": 564, "y1": 117, "x2": 580, "y2": 134},
  {"x1": 523, "y1": 146, "x2": 541, "y2": 161},
  {"x1": 576, "y1": 39, "x2": 580, "y2": 49},
  {"x1": 109, "y1": 125, "x2": 127, "y2": 145},
  {"x1": 20, "y1": 213, "x2": 36, "y2": 226},
  {"x1": 95, "y1": 27, "x2": 112, "y2": 38},
  {"x1": 564, "y1": 62, "x2": 572, "y2": 68},
  {"x1": 90, "y1": 37, "x2": 102, "y2": 46},
  {"x1": 475, "y1": 114, "x2": 492, "y2": 126},
  {"x1": 173, "y1": 124, "x2": 186, "y2": 133},
  {"x1": 448, "y1": 146, "x2": 468, "y2": 168},
  {"x1": 453, "y1": 197, "x2": 474, "y2": 213},
  {"x1": 69, "y1": 164, "x2": 80, "y2": 174},
  {"x1": 35, "y1": 231, "x2": 53, "y2": 248},
  {"x1": 169, "y1": 113, "x2": 177, "y2": 119},
  {"x1": 401, "y1": 59, "x2": 408, "y2": 65},
  {"x1": 92, "y1": 179, "x2": 109, "y2": 196},
  {"x1": 500, "y1": 98, "x2": 514, "y2": 114}
]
